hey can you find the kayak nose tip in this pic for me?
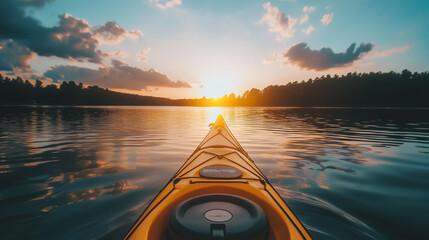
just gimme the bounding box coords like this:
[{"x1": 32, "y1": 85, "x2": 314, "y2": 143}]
[
  {"x1": 209, "y1": 114, "x2": 226, "y2": 128},
  {"x1": 214, "y1": 114, "x2": 226, "y2": 125}
]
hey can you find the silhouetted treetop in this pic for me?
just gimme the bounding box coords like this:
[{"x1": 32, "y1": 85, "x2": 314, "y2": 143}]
[{"x1": 1, "y1": 69, "x2": 428, "y2": 107}]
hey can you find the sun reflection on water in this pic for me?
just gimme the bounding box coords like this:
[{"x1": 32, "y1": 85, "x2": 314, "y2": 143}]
[
  {"x1": 1, "y1": 106, "x2": 429, "y2": 240},
  {"x1": 207, "y1": 107, "x2": 224, "y2": 124}
]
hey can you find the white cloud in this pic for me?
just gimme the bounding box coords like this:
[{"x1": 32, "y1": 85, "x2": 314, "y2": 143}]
[
  {"x1": 263, "y1": 52, "x2": 283, "y2": 64},
  {"x1": 302, "y1": 25, "x2": 314, "y2": 35},
  {"x1": 366, "y1": 45, "x2": 411, "y2": 59},
  {"x1": 260, "y1": 2, "x2": 297, "y2": 40},
  {"x1": 303, "y1": 6, "x2": 316, "y2": 13},
  {"x1": 136, "y1": 48, "x2": 151, "y2": 62},
  {"x1": 300, "y1": 6, "x2": 315, "y2": 25},
  {"x1": 321, "y1": 13, "x2": 334, "y2": 25},
  {"x1": 108, "y1": 50, "x2": 128, "y2": 59},
  {"x1": 151, "y1": 0, "x2": 182, "y2": 10},
  {"x1": 300, "y1": 14, "x2": 309, "y2": 25}
]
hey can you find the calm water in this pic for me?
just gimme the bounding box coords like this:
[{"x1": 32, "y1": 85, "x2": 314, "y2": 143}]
[{"x1": 1, "y1": 106, "x2": 429, "y2": 240}]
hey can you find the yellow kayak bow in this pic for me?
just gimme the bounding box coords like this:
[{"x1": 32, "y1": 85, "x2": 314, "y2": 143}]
[{"x1": 125, "y1": 115, "x2": 312, "y2": 240}]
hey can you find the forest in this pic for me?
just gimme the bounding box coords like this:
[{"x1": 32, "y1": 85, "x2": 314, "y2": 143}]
[
  {"x1": 0, "y1": 75, "x2": 175, "y2": 105},
  {"x1": 1, "y1": 69, "x2": 428, "y2": 107}
]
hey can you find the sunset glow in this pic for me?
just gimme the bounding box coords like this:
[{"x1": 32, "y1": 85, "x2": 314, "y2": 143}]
[
  {"x1": 0, "y1": 0, "x2": 428, "y2": 99},
  {"x1": 2, "y1": 1, "x2": 429, "y2": 239},
  {"x1": 201, "y1": 75, "x2": 236, "y2": 99}
]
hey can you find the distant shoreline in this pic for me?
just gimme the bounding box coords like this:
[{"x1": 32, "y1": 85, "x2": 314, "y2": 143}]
[
  {"x1": 2, "y1": 104, "x2": 429, "y2": 110},
  {"x1": 1, "y1": 69, "x2": 429, "y2": 107}
]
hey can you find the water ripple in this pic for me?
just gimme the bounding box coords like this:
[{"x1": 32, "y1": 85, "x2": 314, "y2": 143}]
[{"x1": 1, "y1": 106, "x2": 429, "y2": 239}]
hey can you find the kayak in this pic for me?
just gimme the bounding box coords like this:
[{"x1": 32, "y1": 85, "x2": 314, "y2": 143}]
[{"x1": 124, "y1": 115, "x2": 312, "y2": 240}]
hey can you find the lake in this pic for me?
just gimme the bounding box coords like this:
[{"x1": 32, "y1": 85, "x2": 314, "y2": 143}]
[{"x1": 1, "y1": 106, "x2": 428, "y2": 239}]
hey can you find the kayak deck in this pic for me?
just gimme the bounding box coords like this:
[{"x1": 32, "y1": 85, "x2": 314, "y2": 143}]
[{"x1": 125, "y1": 115, "x2": 311, "y2": 240}]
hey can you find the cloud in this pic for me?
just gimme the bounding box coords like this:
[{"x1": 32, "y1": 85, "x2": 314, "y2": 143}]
[
  {"x1": 151, "y1": 0, "x2": 182, "y2": 10},
  {"x1": 30, "y1": 74, "x2": 47, "y2": 80},
  {"x1": 366, "y1": 45, "x2": 411, "y2": 59},
  {"x1": 299, "y1": 14, "x2": 309, "y2": 25},
  {"x1": 278, "y1": 42, "x2": 374, "y2": 71},
  {"x1": 0, "y1": 0, "x2": 140, "y2": 64},
  {"x1": 0, "y1": 0, "x2": 103, "y2": 63},
  {"x1": 263, "y1": 52, "x2": 283, "y2": 64},
  {"x1": 92, "y1": 21, "x2": 143, "y2": 43},
  {"x1": 0, "y1": 40, "x2": 36, "y2": 71},
  {"x1": 15, "y1": 0, "x2": 54, "y2": 8},
  {"x1": 136, "y1": 48, "x2": 151, "y2": 62},
  {"x1": 321, "y1": 13, "x2": 334, "y2": 25},
  {"x1": 300, "y1": 6, "x2": 315, "y2": 25},
  {"x1": 303, "y1": 6, "x2": 316, "y2": 13},
  {"x1": 107, "y1": 50, "x2": 129, "y2": 59},
  {"x1": 260, "y1": 2, "x2": 297, "y2": 40},
  {"x1": 302, "y1": 25, "x2": 314, "y2": 35},
  {"x1": 43, "y1": 59, "x2": 191, "y2": 90}
]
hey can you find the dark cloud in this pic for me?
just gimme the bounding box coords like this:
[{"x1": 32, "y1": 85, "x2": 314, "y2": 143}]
[
  {"x1": 0, "y1": 1, "x2": 104, "y2": 63},
  {"x1": 44, "y1": 13, "x2": 106, "y2": 62},
  {"x1": 15, "y1": 0, "x2": 54, "y2": 8},
  {"x1": 93, "y1": 21, "x2": 143, "y2": 43},
  {"x1": 0, "y1": 0, "x2": 141, "y2": 64},
  {"x1": 283, "y1": 42, "x2": 374, "y2": 70},
  {"x1": 44, "y1": 59, "x2": 191, "y2": 90},
  {"x1": 0, "y1": 40, "x2": 35, "y2": 71}
]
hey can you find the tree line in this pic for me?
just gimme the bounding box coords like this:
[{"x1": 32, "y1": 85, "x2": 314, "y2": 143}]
[
  {"x1": 1, "y1": 69, "x2": 428, "y2": 107},
  {"x1": 182, "y1": 69, "x2": 429, "y2": 107},
  {"x1": 0, "y1": 75, "x2": 174, "y2": 105}
]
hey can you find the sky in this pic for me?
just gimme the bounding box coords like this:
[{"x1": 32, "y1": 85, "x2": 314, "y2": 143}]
[{"x1": 0, "y1": 0, "x2": 428, "y2": 99}]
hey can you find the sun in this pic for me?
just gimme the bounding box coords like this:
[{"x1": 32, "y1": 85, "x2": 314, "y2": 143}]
[{"x1": 201, "y1": 75, "x2": 235, "y2": 98}]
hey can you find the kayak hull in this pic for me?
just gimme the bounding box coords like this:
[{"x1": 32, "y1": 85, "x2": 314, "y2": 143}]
[{"x1": 125, "y1": 115, "x2": 312, "y2": 240}]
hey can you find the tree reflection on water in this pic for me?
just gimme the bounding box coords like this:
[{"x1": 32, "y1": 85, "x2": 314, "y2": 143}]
[{"x1": 1, "y1": 106, "x2": 429, "y2": 239}]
